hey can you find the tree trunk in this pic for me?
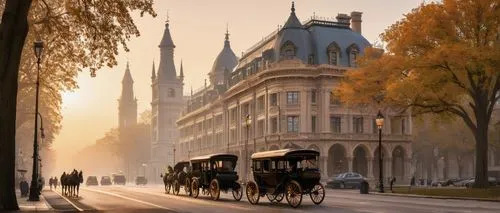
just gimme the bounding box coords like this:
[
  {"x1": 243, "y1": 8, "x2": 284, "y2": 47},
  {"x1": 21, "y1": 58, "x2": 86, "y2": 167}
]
[
  {"x1": 0, "y1": 0, "x2": 32, "y2": 210},
  {"x1": 473, "y1": 121, "x2": 489, "y2": 188}
]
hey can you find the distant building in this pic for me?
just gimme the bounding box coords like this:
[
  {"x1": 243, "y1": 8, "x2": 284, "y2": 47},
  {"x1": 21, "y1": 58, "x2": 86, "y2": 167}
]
[
  {"x1": 176, "y1": 3, "x2": 413, "y2": 182},
  {"x1": 149, "y1": 19, "x2": 185, "y2": 182}
]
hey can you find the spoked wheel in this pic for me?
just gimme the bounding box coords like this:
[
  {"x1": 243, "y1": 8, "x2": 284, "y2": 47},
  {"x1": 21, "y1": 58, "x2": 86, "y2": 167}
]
[
  {"x1": 246, "y1": 181, "x2": 260, "y2": 205},
  {"x1": 285, "y1": 180, "x2": 303, "y2": 208},
  {"x1": 173, "y1": 180, "x2": 180, "y2": 195},
  {"x1": 191, "y1": 179, "x2": 199, "y2": 198},
  {"x1": 184, "y1": 178, "x2": 191, "y2": 196},
  {"x1": 266, "y1": 194, "x2": 277, "y2": 203},
  {"x1": 210, "y1": 179, "x2": 220, "y2": 201},
  {"x1": 275, "y1": 193, "x2": 284, "y2": 203},
  {"x1": 232, "y1": 182, "x2": 243, "y2": 201},
  {"x1": 310, "y1": 184, "x2": 325, "y2": 205}
]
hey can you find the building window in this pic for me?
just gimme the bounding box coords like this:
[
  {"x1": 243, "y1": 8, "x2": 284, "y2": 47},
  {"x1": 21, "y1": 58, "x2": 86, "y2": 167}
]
[
  {"x1": 230, "y1": 108, "x2": 237, "y2": 124},
  {"x1": 311, "y1": 89, "x2": 316, "y2": 104},
  {"x1": 257, "y1": 96, "x2": 265, "y2": 114},
  {"x1": 258, "y1": 120, "x2": 265, "y2": 137},
  {"x1": 330, "y1": 91, "x2": 341, "y2": 105},
  {"x1": 287, "y1": 91, "x2": 299, "y2": 105},
  {"x1": 287, "y1": 116, "x2": 299, "y2": 132},
  {"x1": 330, "y1": 116, "x2": 341, "y2": 133},
  {"x1": 270, "y1": 117, "x2": 278, "y2": 133},
  {"x1": 281, "y1": 41, "x2": 297, "y2": 59},
  {"x1": 308, "y1": 54, "x2": 315, "y2": 64},
  {"x1": 353, "y1": 116, "x2": 364, "y2": 133},
  {"x1": 347, "y1": 44, "x2": 360, "y2": 67},
  {"x1": 327, "y1": 42, "x2": 341, "y2": 65},
  {"x1": 242, "y1": 104, "x2": 250, "y2": 118},
  {"x1": 270, "y1": 93, "x2": 278, "y2": 106},
  {"x1": 168, "y1": 88, "x2": 175, "y2": 97},
  {"x1": 311, "y1": 116, "x2": 317, "y2": 133}
]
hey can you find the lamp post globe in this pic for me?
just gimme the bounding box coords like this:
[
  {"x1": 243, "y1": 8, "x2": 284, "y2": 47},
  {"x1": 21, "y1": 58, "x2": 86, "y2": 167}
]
[
  {"x1": 29, "y1": 39, "x2": 44, "y2": 201},
  {"x1": 376, "y1": 110, "x2": 385, "y2": 193}
]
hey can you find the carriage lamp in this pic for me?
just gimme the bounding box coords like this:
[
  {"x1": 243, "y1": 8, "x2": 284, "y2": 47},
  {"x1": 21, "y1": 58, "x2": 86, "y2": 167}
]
[
  {"x1": 34, "y1": 40, "x2": 44, "y2": 60},
  {"x1": 376, "y1": 110, "x2": 385, "y2": 193}
]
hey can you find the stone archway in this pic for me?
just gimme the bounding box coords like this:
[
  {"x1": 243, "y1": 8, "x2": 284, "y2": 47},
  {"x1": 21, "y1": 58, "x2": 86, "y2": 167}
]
[
  {"x1": 327, "y1": 144, "x2": 348, "y2": 177},
  {"x1": 284, "y1": 142, "x2": 302, "y2": 149},
  {"x1": 269, "y1": 145, "x2": 279, "y2": 150},
  {"x1": 392, "y1": 146, "x2": 406, "y2": 182},
  {"x1": 353, "y1": 145, "x2": 369, "y2": 177},
  {"x1": 373, "y1": 146, "x2": 387, "y2": 179}
]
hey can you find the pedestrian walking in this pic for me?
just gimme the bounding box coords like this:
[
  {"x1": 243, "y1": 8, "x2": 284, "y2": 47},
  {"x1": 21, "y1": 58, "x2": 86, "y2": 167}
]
[
  {"x1": 49, "y1": 177, "x2": 53, "y2": 190},
  {"x1": 54, "y1": 177, "x2": 58, "y2": 190},
  {"x1": 390, "y1": 177, "x2": 396, "y2": 192}
]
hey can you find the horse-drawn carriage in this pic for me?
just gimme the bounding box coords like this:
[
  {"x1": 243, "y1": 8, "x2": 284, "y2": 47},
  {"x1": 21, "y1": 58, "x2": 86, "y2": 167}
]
[
  {"x1": 172, "y1": 161, "x2": 191, "y2": 196},
  {"x1": 189, "y1": 153, "x2": 243, "y2": 201},
  {"x1": 245, "y1": 149, "x2": 325, "y2": 208}
]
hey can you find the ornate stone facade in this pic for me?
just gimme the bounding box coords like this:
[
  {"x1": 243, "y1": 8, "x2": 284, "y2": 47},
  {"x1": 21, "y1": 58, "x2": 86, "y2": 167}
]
[{"x1": 176, "y1": 4, "x2": 413, "y2": 182}]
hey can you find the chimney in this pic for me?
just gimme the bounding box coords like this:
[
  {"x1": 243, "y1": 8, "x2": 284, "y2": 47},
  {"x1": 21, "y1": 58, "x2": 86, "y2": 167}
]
[
  {"x1": 350, "y1": 11, "x2": 363, "y2": 34},
  {"x1": 336, "y1": 13, "x2": 351, "y2": 25}
]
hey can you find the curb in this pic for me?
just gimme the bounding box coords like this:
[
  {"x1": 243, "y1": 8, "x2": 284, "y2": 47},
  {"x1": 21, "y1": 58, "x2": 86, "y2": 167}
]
[{"x1": 369, "y1": 191, "x2": 500, "y2": 202}]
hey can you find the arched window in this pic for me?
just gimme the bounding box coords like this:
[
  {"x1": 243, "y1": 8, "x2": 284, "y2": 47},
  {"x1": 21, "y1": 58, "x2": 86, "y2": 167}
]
[
  {"x1": 347, "y1": 44, "x2": 360, "y2": 67},
  {"x1": 280, "y1": 41, "x2": 297, "y2": 59},
  {"x1": 327, "y1": 42, "x2": 341, "y2": 65},
  {"x1": 168, "y1": 88, "x2": 175, "y2": 97}
]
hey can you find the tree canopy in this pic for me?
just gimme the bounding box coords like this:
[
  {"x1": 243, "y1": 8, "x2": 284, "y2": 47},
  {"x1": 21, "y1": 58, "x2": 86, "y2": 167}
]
[{"x1": 338, "y1": 0, "x2": 499, "y2": 188}]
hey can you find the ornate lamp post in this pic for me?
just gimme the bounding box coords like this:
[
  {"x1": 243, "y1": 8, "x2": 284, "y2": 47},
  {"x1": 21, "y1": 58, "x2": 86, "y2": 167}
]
[
  {"x1": 244, "y1": 114, "x2": 251, "y2": 182},
  {"x1": 376, "y1": 110, "x2": 385, "y2": 193},
  {"x1": 29, "y1": 39, "x2": 44, "y2": 201}
]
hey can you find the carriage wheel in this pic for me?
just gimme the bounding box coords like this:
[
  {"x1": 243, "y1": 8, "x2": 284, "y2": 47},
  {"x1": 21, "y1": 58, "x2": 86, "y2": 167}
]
[
  {"x1": 232, "y1": 182, "x2": 243, "y2": 201},
  {"x1": 209, "y1": 179, "x2": 220, "y2": 201},
  {"x1": 184, "y1": 178, "x2": 191, "y2": 196},
  {"x1": 191, "y1": 179, "x2": 199, "y2": 198},
  {"x1": 266, "y1": 194, "x2": 277, "y2": 202},
  {"x1": 310, "y1": 184, "x2": 325, "y2": 205},
  {"x1": 275, "y1": 193, "x2": 284, "y2": 203},
  {"x1": 285, "y1": 180, "x2": 303, "y2": 208},
  {"x1": 173, "y1": 180, "x2": 180, "y2": 195},
  {"x1": 246, "y1": 181, "x2": 260, "y2": 205}
]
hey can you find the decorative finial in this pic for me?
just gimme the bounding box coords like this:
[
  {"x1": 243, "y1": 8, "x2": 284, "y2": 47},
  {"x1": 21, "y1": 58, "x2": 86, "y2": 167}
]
[
  {"x1": 225, "y1": 23, "x2": 229, "y2": 41},
  {"x1": 179, "y1": 59, "x2": 184, "y2": 79},
  {"x1": 166, "y1": 10, "x2": 170, "y2": 26},
  {"x1": 126, "y1": 60, "x2": 130, "y2": 70},
  {"x1": 151, "y1": 60, "x2": 156, "y2": 80},
  {"x1": 291, "y1": 1, "x2": 295, "y2": 13}
]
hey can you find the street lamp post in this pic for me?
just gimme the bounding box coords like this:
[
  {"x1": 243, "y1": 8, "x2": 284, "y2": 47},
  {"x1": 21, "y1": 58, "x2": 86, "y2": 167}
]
[
  {"x1": 29, "y1": 40, "x2": 44, "y2": 201},
  {"x1": 173, "y1": 147, "x2": 176, "y2": 165},
  {"x1": 376, "y1": 110, "x2": 385, "y2": 193},
  {"x1": 244, "y1": 114, "x2": 251, "y2": 182}
]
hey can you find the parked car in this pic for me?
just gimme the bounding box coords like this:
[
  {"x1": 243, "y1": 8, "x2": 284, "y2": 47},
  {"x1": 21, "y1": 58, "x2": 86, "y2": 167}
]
[
  {"x1": 86, "y1": 176, "x2": 98, "y2": 186},
  {"x1": 112, "y1": 174, "x2": 126, "y2": 185},
  {"x1": 465, "y1": 177, "x2": 498, "y2": 188},
  {"x1": 326, "y1": 172, "x2": 365, "y2": 189},
  {"x1": 100, "y1": 176, "x2": 112, "y2": 186},
  {"x1": 135, "y1": 176, "x2": 148, "y2": 185},
  {"x1": 454, "y1": 177, "x2": 474, "y2": 187}
]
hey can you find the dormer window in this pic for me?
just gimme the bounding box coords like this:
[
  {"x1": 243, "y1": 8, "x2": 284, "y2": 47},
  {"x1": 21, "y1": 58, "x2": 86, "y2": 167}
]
[
  {"x1": 281, "y1": 41, "x2": 297, "y2": 59},
  {"x1": 327, "y1": 42, "x2": 341, "y2": 65},
  {"x1": 347, "y1": 44, "x2": 360, "y2": 67}
]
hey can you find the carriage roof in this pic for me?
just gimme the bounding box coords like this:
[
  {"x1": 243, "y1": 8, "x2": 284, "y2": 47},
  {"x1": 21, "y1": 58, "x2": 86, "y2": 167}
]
[
  {"x1": 174, "y1": 161, "x2": 190, "y2": 171},
  {"x1": 190, "y1": 153, "x2": 238, "y2": 162},
  {"x1": 251, "y1": 149, "x2": 319, "y2": 160}
]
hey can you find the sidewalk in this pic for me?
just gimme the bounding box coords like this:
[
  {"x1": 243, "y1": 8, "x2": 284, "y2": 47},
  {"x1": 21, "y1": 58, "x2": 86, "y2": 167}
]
[
  {"x1": 16, "y1": 190, "x2": 52, "y2": 212},
  {"x1": 369, "y1": 190, "x2": 500, "y2": 202}
]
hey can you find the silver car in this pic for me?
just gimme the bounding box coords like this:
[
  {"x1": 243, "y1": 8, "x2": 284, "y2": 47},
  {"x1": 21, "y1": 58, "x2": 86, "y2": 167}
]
[{"x1": 327, "y1": 172, "x2": 365, "y2": 189}]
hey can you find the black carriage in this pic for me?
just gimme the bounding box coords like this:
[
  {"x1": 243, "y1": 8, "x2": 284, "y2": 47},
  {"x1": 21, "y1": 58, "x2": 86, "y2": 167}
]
[
  {"x1": 245, "y1": 149, "x2": 325, "y2": 208},
  {"x1": 171, "y1": 161, "x2": 192, "y2": 196},
  {"x1": 189, "y1": 153, "x2": 243, "y2": 201}
]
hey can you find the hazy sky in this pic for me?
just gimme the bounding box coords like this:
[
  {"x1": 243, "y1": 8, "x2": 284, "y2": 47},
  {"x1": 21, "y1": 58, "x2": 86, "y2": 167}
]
[{"x1": 53, "y1": 0, "x2": 422, "y2": 169}]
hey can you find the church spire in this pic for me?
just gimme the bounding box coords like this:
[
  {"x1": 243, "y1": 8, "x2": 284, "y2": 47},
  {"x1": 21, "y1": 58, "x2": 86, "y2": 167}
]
[
  {"x1": 122, "y1": 61, "x2": 133, "y2": 84},
  {"x1": 151, "y1": 60, "x2": 156, "y2": 81},
  {"x1": 157, "y1": 15, "x2": 177, "y2": 81},
  {"x1": 179, "y1": 60, "x2": 184, "y2": 80}
]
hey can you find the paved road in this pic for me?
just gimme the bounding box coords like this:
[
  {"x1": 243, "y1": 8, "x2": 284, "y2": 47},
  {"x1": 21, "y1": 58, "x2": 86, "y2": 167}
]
[{"x1": 50, "y1": 184, "x2": 500, "y2": 213}]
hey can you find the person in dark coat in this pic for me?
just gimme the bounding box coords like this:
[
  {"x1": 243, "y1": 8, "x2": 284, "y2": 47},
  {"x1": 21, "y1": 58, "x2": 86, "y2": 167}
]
[
  {"x1": 49, "y1": 177, "x2": 54, "y2": 190},
  {"x1": 389, "y1": 177, "x2": 396, "y2": 192},
  {"x1": 54, "y1": 177, "x2": 58, "y2": 190}
]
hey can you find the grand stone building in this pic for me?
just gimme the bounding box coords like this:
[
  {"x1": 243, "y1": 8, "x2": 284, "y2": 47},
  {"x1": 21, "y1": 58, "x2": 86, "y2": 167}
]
[
  {"x1": 176, "y1": 3, "x2": 413, "y2": 182},
  {"x1": 149, "y1": 19, "x2": 185, "y2": 181}
]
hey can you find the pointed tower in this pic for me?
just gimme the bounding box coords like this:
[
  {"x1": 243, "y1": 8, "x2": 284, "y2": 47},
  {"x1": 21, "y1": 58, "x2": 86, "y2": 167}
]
[
  {"x1": 150, "y1": 17, "x2": 185, "y2": 181},
  {"x1": 119, "y1": 61, "x2": 138, "y2": 130}
]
